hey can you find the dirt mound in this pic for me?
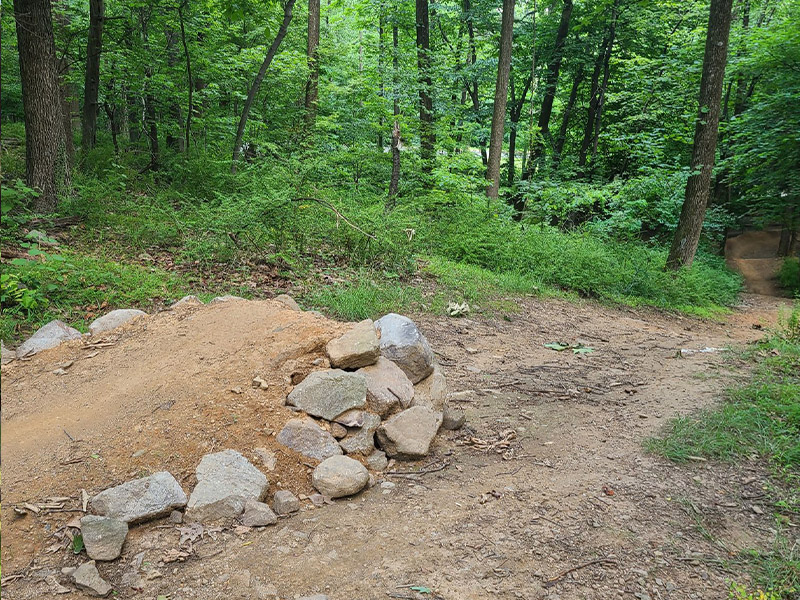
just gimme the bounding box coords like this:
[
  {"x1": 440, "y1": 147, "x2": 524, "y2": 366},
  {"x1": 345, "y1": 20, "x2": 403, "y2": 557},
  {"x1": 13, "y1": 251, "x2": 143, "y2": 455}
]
[
  {"x1": 725, "y1": 229, "x2": 785, "y2": 296},
  {"x1": 1, "y1": 299, "x2": 348, "y2": 571}
]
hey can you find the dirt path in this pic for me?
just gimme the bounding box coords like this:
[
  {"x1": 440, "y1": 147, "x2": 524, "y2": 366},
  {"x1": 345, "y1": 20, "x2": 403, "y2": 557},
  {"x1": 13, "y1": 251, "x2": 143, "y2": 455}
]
[
  {"x1": 2, "y1": 293, "x2": 794, "y2": 600},
  {"x1": 726, "y1": 229, "x2": 787, "y2": 296}
]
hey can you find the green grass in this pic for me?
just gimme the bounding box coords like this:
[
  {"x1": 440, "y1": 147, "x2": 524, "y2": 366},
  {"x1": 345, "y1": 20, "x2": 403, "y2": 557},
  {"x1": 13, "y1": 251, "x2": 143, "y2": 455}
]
[{"x1": 306, "y1": 276, "x2": 423, "y2": 321}]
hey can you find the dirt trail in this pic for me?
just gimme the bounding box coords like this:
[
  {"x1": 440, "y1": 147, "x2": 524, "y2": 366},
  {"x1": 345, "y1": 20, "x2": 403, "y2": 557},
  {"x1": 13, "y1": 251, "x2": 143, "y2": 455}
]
[
  {"x1": 1, "y1": 293, "x2": 795, "y2": 600},
  {"x1": 725, "y1": 229, "x2": 787, "y2": 296}
]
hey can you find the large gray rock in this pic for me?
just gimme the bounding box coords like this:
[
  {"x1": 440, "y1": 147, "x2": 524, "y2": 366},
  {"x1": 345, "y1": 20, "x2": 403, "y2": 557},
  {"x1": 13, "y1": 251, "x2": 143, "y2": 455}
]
[
  {"x1": 374, "y1": 314, "x2": 434, "y2": 383},
  {"x1": 80, "y1": 515, "x2": 128, "y2": 561},
  {"x1": 311, "y1": 456, "x2": 370, "y2": 498},
  {"x1": 241, "y1": 500, "x2": 278, "y2": 527},
  {"x1": 187, "y1": 450, "x2": 269, "y2": 522},
  {"x1": 286, "y1": 369, "x2": 366, "y2": 420},
  {"x1": 274, "y1": 294, "x2": 301, "y2": 311},
  {"x1": 412, "y1": 365, "x2": 448, "y2": 411},
  {"x1": 89, "y1": 309, "x2": 147, "y2": 336},
  {"x1": 273, "y1": 490, "x2": 300, "y2": 515},
  {"x1": 357, "y1": 357, "x2": 414, "y2": 417},
  {"x1": 71, "y1": 561, "x2": 112, "y2": 597},
  {"x1": 91, "y1": 471, "x2": 187, "y2": 524},
  {"x1": 377, "y1": 406, "x2": 443, "y2": 459},
  {"x1": 276, "y1": 418, "x2": 343, "y2": 461},
  {"x1": 326, "y1": 319, "x2": 380, "y2": 369},
  {"x1": 16, "y1": 320, "x2": 82, "y2": 358},
  {"x1": 1, "y1": 341, "x2": 14, "y2": 364},
  {"x1": 338, "y1": 412, "x2": 381, "y2": 455}
]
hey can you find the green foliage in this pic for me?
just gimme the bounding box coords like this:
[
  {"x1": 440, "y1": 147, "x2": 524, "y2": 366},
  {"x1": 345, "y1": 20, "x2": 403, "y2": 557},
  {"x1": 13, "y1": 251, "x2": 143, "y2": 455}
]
[
  {"x1": 307, "y1": 276, "x2": 422, "y2": 321},
  {"x1": 778, "y1": 258, "x2": 800, "y2": 297}
]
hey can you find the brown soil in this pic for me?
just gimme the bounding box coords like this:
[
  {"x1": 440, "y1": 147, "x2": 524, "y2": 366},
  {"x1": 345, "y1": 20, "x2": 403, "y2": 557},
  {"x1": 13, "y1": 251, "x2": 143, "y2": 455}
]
[
  {"x1": 725, "y1": 229, "x2": 786, "y2": 296},
  {"x1": 1, "y1": 293, "x2": 796, "y2": 600}
]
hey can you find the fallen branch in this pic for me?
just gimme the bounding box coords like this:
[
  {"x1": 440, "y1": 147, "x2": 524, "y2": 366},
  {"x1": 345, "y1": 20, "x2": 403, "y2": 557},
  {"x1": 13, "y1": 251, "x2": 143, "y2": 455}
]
[
  {"x1": 292, "y1": 197, "x2": 377, "y2": 241},
  {"x1": 543, "y1": 558, "x2": 617, "y2": 588},
  {"x1": 386, "y1": 460, "x2": 450, "y2": 477}
]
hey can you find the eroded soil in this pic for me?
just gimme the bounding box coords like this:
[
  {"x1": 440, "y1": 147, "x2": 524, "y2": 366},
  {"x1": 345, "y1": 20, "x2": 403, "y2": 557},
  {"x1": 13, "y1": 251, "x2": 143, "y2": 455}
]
[{"x1": 1, "y1": 293, "x2": 796, "y2": 600}]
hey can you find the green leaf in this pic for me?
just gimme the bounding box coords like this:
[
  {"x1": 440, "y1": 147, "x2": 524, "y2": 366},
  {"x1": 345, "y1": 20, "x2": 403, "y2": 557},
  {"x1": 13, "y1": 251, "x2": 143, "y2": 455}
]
[
  {"x1": 73, "y1": 534, "x2": 84, "y2": 554},
  {"x1": 410, "y1": 587, "x2": 432, "y2": 594},
  {"x1": 544, "y1": 342, "x2": 570, "y2": 351}
]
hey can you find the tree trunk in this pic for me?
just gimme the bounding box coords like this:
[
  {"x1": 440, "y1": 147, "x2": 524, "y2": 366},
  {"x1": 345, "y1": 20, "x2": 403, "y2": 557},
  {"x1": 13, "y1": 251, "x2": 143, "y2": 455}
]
[
  {"x1": 553, "y1": 68, "x2": 583, "y2": 167},
  {"x1": 387, "y1": 22, "x2": 401, "y2": 208},
  {"x1": 13, "y1": 0, "x2": 70, "y2": 213},
  {"x1": 529, "y1": 0, "x2": 572, "y2": 166},
  {"x1": 103, "y1": 102, "x2": 119, "y2": 154},
  {"x1": 378, "y1": 10, "x2": 385, "y2": 149},
  {"x1": 665, "y1": 0, "x2": 733, "y2": 271},
  {"x1": 232, "y1": 0, "x2": 296, "y2": 172},
  {"x1": 57, "y1": 55, "x2": 76, "y2": 171},
  {"x1": 485, "y1": 0, "x2": 514, "y2": 199},
  {"x1": 81, "y1": 0, "x2": 104, "y2": 150},
  {"x1": 416, "y1": 0, "x2": 435, "y2": 174},
  {"x1": 304, "y1": 0, "x2": 320, "y2": 128},
  {"x1": 165, "y1": 28, "x2": 184, "y2": 152},
  {"x1": 178, "y1": 0, "x2": 193, "y2": 154}
]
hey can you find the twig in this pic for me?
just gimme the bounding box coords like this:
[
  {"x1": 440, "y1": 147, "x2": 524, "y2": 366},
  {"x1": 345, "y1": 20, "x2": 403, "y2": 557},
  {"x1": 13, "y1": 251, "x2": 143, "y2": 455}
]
[
  {"x1": 386, "y1": 460, "x2": 450, "y2": 476},
  {"x1": 63, "y1": 429, "x2": 75, "y2": 442},
  {"x1": 292, "y1": 197, "x2": 377, "y2": 241},
  {"x1": 543, "y1": 558, "x2": 616, "y2": 587}
]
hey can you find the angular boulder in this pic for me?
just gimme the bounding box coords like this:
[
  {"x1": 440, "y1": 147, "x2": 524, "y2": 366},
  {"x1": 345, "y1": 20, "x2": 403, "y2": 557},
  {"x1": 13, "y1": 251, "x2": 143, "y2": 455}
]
[
  {"x1": 326, "y1": 319, "x2": 380, "y2": 369},
  {"x1": 366, "y1": 450, "x2": 388, "y2": 472},
  {"x1": 286, "y1": 369, "x2": 366, "y2": 421},
  {"x1": 80, "y1": 515, "x2": 128, "y2": 561},
  {"x1": 16, "y1": 320, "x2": 82, "y2": 358},
  {"x1": 311, "y1": 455, "x2": 370, "y2": 498},
  {"x1": 374, "y1": 314, "x2": 434, "y2": 383},
  {"x1": 276, "y1": 418, "x2": 342, "y2": 461},
  {"x1": 172, "y1": 295, "x2": 202, "y2": 308},
  {"x1": 91, "y1": 471, "x2": 187, "y2": 524},
  {"x1": 89, "y1": 309, "x2": 147, "y2": 336},
  {"x1": 376, "y1": 406, "x2": 443, "y2": 459},
  {"x1": 187, "y1": 450, "x2": 269, "y2": 522},
  {"x1": 441, "y1": 404, "x2": 466, "y2": 430},
  {"x1": 1, "y1": 341, "x2": 14, "y2": 364},
  {"x1": 241, "y1": 500, "x2": 278, "y2": 527},
  {"x1": 334, "y1": 409, "x2": 365, "y2": 428},
  {"x1": 412, "y1": 365, "x2": 448, "y2": 411},
  {"x1": 338, "y1": 412, "x2": 381, "y2": 455},
  {"x1": 71, "y1": 561, "x2": 112, "y2": 597},
  {"x1": 273, "y1": 490, "x2": 300, "y2": 515},
  {"x1": 357, "y1": 357, "x2": 414, "y2": 417},
  {"x1": 210, "y1": 295, "x2": 244, "y2": 303},
  {"x1": 274, "y1": 294, "x2": 301, "y2": 311}
]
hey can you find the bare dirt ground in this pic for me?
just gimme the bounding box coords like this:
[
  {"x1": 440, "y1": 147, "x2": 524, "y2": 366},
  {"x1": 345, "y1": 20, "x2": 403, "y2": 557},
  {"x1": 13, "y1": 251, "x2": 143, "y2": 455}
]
[
  {"x1": 725, "y1": 229, "x2": 787, "y2": 296},
  {"x1": 2, "y1": 290, "x2": 796, "y2": 600}
]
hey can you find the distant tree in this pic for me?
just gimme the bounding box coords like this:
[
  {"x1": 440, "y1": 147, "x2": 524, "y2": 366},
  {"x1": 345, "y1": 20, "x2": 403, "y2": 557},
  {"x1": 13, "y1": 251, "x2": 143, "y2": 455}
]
[
  {"x1": 304, "y1": 0, "x2": 320, "y2": 128},
  {"x1": 416, "y1": 0, "x2": 435, "y2": 174},
  {"x1": 486, "y1": 0, "x2": 515, "y2": 199},
  {"x1": 81, "y1": 0, "x2": 104, "y2": 150}
]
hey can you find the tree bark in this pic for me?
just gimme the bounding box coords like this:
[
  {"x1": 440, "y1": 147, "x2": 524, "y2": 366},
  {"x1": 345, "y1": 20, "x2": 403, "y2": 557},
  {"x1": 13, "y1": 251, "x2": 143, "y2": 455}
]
[
  {"x1": 416, "y1": 0, "x2": 435, "y2": 174},
  {"x1": 165, "y1": 28, "x2": 184, "y2": 152},
  {"x1": 232, "y1": 0, "x2": 296, "y2": 172},
  {"x1": 81, "y1": 0, "x2": 104, "y2": 150},
  {"x1": 485, "y1": 0, "x2": 514, "y2": 199},
  {"x1": 553, "y1": 68, "x2": 583, "y2": 167},
  {"x1": 178, "y1": 0, "x2": 193, "y2": 154},
  {"x1": 304, "y1": 0, "x2": 320, "y2": 128},
  {"x1": 665, "y1": 0, "x2": 733, "y2": 270},
  {"x1": 14, "y1": 0, "x2": 71, "y2": 212},
  {"x1": 387, "y1": 22, "x2": 401, "y2": 207}
]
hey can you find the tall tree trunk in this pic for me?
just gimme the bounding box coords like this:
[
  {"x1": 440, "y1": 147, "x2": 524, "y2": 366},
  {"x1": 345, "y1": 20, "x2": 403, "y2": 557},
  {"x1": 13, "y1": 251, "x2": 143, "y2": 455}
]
[
  {"x1": 507, "y1": 74, "x2": 531, "y2": 186},
  {"x1": 178, "y1": 0, "x2": 193, "y2": 154},
  {"x1": 304, "y1": 0, "x2": 320, "y2": 128},
  {"x1": 416, "y1": 0, "x2": 435, "y2": 174},
  {"x1": 81, "y1": 0, "x2": 104, "y2": 150},
  {"x1": 462, "y1": 0, "x2": 486, "y2": 166},
  {"x1": 232, "y1": 0, "x2": 296, "y2": 172},
  {"x1": 528, "y1": 0, "x2": 572, "y2": 169},
  {"x1": 57, "y1": 53, "x2": 76, "y2": 171},
  {"x1": 144, "y1": 76, "x2": 159, "y2": 169},
  {"x1": 387, "y1": 22, "x2": 401, "y2": 207},
  {"x1": 103, "y1": 101, "x2": 119, "y2": 154},
  {"x1": 13, "y1": 0, "x2": 70, "y2": 213},
  {"x1": 665, "y1": 0, "x2": 733, "y2": 270},
  {"x1": 378, "y1": 10, "x2": 385, "y2": 149},
  {"x1": 485, "y1": 0, "x2": 514, "y2": 199},
  {"x1": 165, "y1": 28, "x2": 184, "y2": 152},
  {"x1": 553, "y1": 68, "x2": 583, "y2": 167}
]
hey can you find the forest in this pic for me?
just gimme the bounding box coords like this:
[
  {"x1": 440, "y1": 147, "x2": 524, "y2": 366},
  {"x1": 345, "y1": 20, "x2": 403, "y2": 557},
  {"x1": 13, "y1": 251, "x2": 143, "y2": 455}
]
[{"x1": 1, "y1": 0, "x2": 799, "y2": 338}]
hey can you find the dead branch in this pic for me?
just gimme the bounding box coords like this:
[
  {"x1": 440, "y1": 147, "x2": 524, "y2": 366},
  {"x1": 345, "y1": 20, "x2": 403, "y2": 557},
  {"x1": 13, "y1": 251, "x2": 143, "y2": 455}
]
[{"x1": 292, "y1": 197, "x2": 378, "y2": 241}]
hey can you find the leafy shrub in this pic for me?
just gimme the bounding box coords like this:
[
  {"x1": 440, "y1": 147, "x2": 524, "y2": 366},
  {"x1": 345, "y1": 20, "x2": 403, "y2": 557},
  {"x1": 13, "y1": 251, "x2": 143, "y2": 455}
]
[{"x1": 778, "y1": 257, "x2": 800, "y2": 297}]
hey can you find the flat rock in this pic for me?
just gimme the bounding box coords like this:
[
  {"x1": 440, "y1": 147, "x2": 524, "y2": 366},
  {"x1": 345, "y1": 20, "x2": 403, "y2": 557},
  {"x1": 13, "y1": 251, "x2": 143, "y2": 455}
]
[
  {"x1": 286, "y1": 369, "x2": 366, "y2": 420},
  {"x1": 412, "y1": 365, "x2": 448, "y2": 411},
  {"x1": 273, "y1": 294, "x2": 301, "y2": 311},
  {"x1": 326, "y1": 319, "x2": 380, "y2": 369},
  {"x1": 91, "y1": 471, "x2": 187, "y2": 524},
  {"x1": 311, "y1": 455, "x2": 370, "y2": 498},
  {"x1": 298, "y1": 596, "x2": 330, "y2": 600},
  {"x1": 338, "y1": 412, "x2": 381, "y2": 455},
  {"x1": 89, "y1": 309, "x2": 147, "y2": 336},
  {"x1": 366, "y1": 450, "x2": 388, "y2": 471},
  {"x1": 16, "y1": 320, "x2": 82, "y2": 358},
  {"x1": 273, "y1": 490, "x2": 300, "y2": 515},
  {"x1": 374, "y1": 314, "x2": 434, "y2": 383},
  {"x1": 441, "y1": 404, "x2": 466, "y2": 430},
  {"x1": 334, "y1": 409, "x2": 365, "y2": 428},
  {"x1": 187, "y1": 450, "x2": 268, "y2": 522},
  {"x1": 376, "y1": 406, "x2": 443, "y2": 459},
  {"x1": 172, "y1": 295, "x2": 202, "y2": 308},
  {"x1": 357, "y1": 357, "x2": 414, "y2": 417},
  {"x1": 80, "y1": 515, "x2": 128, "y2": 561},
  {"x1": 276, "y1": 418, "x2": 342, "y2": 461},
  {"x1": 1, "y1": 341, "x2": 14, "y2": 364},
  {"x1": 72, "y1": 561, "x2": 112, "y2": 597},
  {"x1": 254, "y1": 447, "x2": 277, "y2": 471},
  {"x1": 210, "y1": 295, "x2": 244, "y2": 303},
  {"x1": 241, "y1": 500, "x2": 278, "y2": 527}
]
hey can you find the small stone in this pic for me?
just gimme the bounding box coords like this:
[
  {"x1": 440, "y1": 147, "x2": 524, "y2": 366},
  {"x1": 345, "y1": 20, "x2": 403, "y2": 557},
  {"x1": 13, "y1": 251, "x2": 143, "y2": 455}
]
[
  {"x1": 376, "y1": 406, "x2": 442, "y2": 459},
  {"x1": 276, "y1": 418, "x2": 343, "y2": 461},
  {"x1": 334, "y1": 409, "x2": 365, "y2": 428},
  {"x1": 88, "y1": 309, "x2": 147, "y2": 336},
  {"x1": 380, "y1": 481, "x2": 396, "y2": 494},
  {"x1": 441, "y1": 405, "x2": 466, "y2": 430},
  {"x1": 286, "y1": 369, "x2": 367, "y2": 420},
  {"x1": 298, "y1": 596, "x2": 330, "y2": 600},
  {"x1": 254, "y1": 447, "x2": 277, "y2": 471},
  {"x1": 326, "y1": 319, "x2": 380, "y2": 369},
  {"x1": 366, "y1": 450, "x2": 388, "y2": 471},
  {"x1": 241, "y1": 500, "x2": 278, "y2": 527},
  {"x1": 330, "y1": 423, "x2": 348, "y2": 439},
  {"x1": 45, "y1": 574, "x2": 70, "y2": 594},
  {"x1": 413, "y1": 365, "x2": 448, "y2": 411},
  {"x1": 308, "y1": 494, "x2": 326, "y2": 507},
  {"x1": 374, "y1": 314, "x2": 435, "y2": 383},
  {"x1": 80, "y1": 515, "x2": 128, "y2": 561},
  {"x1": 312, "y1": 455, "x2": 370, "y2": 498},
  {"x1": 71, "y1": 561, "x2": 112, "y2": 597},
  {"x1": 187, "y1": 450, "x2": 269, "y2": 522},
  {"x1": 273, "y1": 490, "x2": 300, "y2": 515},
  {"x1": 16, "y1": 320, "x2": 82, "y2": 358},
  {"x1": 210, "y1": 295, "x2": 245, "y2": 303},
  {"x1": 274, "y1": 294, "x2": 301, "y2": 311},
  {"x1": 357, "y1": 357, "x2": 414, "y2": 417},
  {"x1": 252, "y1": 376, "x2": 269, "y2": 389},
  {"x1": 91, "y1": 471, "x2": 187, "y2": 524},
  {"x1": 338, "y1": 412, "x2": 381, "y2": 455},
  {"x1": 172, "y1": 295, "x2": 202, "y2": 308}
]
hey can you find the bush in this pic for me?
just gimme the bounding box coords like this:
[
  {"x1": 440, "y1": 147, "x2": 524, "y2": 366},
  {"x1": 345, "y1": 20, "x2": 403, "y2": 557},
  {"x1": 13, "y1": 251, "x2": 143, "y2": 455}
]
[{"x1": 778, "y1": 257, "x2": 800, "y2": 297}]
